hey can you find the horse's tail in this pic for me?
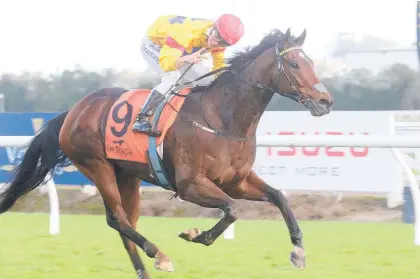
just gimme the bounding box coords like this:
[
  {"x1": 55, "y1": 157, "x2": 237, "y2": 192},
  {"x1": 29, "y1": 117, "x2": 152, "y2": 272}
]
[{"x1": 0, "y1": 111, "x2": 69, "y2": 213}]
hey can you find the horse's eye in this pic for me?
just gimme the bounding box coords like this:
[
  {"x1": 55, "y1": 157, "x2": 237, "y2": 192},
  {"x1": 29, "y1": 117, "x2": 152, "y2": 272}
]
[{"x1": 289, "y1": 61, "x2": 299, "y2": 69}]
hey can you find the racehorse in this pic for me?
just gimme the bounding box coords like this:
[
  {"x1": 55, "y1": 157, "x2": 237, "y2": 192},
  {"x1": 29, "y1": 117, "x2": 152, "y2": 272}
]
[{"x1": 0, "y1": 28, "x2": 333, "y2": 279}]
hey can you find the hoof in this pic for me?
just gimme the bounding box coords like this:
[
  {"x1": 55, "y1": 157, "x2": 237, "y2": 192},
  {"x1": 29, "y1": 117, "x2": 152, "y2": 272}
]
[
  {"x1": 178, "y1": 228, "x2": 201, "y2": 242},
  {"x1": 136, "y1": 269, "x2": 150, "y2": 279},
  {"x1": 192, "y1": 231, "x2": 214, "y2": 246},
  {"x1": 154, "y1": 251, "x2": 174, "y2": 272},
  {"x1": 290, "y1": 246, "x2": 306, "y2": 270}
]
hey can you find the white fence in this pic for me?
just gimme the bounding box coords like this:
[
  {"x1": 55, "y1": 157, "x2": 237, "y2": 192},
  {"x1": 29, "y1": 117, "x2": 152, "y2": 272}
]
[
  {"x1": 0, "y1": 136, "x2": 60, "y2": 235},
  {"x1": 0, "y1": 135, "x2": 420, "y2": 245}
]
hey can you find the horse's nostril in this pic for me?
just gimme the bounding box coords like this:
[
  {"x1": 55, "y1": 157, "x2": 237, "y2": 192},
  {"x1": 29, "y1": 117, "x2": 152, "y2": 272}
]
[{"x1": 319, "y1": 99, "x2": 329, "y2": 106}]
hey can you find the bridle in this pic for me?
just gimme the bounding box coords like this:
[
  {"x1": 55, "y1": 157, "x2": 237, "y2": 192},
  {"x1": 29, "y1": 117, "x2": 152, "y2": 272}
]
[
  {"x1": 169, "y1": 43, "x2": 312, "y2": 141},
  {"x1": 226, "y1": 43, "x2": 312, "y2": 106},
  {"x1": 275, "y1": 45, "x2": 312, "y2": 106}
]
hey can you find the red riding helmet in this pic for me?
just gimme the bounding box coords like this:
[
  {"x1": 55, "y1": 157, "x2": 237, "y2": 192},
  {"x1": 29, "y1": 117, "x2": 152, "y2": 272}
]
[{"x1": 214, "y1": 14, "x2": 244, "y2": 45}]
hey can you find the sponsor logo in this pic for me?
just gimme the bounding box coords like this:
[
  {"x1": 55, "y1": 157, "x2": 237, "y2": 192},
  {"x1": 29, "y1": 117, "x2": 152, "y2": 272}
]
[
  {"x1": 264, "y1": 131, "x2": 369, "y2": 158},
  {"x1": 106, "y1": 143, "x2": 133, "y2": 157}
]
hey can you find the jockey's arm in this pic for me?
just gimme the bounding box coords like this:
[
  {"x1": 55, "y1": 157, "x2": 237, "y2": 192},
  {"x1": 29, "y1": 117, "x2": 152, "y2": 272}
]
[
  {"x1": 159, "y1": 43, "x2": 184, "y2": 72},
  {"x1": 159, "y1": 28, "x2": 194, "y2": 72}
]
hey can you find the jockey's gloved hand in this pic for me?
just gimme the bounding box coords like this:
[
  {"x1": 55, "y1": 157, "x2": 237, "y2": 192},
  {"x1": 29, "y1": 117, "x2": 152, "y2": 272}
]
[{"x1": 183, "y1": 48, "x2": 208, "y2": 64}]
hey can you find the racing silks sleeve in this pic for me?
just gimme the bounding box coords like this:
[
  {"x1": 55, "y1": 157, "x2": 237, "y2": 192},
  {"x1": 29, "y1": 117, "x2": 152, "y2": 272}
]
[{"x1": 159, "y1": 28, "x2": 193, "y2": 72}]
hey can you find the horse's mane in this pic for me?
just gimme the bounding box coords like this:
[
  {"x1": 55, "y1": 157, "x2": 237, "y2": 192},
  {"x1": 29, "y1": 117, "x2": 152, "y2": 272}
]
[
  {"x1": 226, "y1": 29, "x2": 286, "y2": 69},
  {"x1": 190, "y1": 28, "x2": 292, "y2": 92}
]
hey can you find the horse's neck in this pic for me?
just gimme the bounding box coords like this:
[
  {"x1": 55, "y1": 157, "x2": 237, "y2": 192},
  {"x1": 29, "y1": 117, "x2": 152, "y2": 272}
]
[{"x1": 202, "y1": 51, "x2": 275, "y2": 137}]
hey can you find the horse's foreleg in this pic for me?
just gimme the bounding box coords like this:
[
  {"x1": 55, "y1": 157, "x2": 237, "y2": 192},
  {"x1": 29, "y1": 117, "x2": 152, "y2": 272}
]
[
  {"x1": 227, "y1": 170, "x2": 305, "y2": 269},
  {"x1": 177, "y1": 175, "x2": 237, "y2": 246}
]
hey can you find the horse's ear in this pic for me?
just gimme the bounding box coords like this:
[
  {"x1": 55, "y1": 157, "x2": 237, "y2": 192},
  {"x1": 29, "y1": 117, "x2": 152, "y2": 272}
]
[
  {"x1": 294, "y1": 29, "x2": 307, "y2": 46},
  {"x1": 284, "y1": 28, "x2": 291, "y2": 41}
]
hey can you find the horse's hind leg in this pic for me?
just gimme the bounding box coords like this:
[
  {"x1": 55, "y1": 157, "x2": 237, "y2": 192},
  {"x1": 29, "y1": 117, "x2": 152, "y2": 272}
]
[
  {"x1": 113, "y1": 173, "x2": 174, "y2": 276},
  {"x1": 226, "y1": 170, "x2": 305, "y2": 269},
  {"x1": 103, "y1": 203, "x2": 150, "y2": 279},
  {"x1": 73, "y1": 160, "x2": 173, "y2": 275},
  {"x1": 114, "y1": 176, "x2": 148, "y2": 278},
  {"x1": 177, "y1": 174, "x2": 237, "y2": 246}
]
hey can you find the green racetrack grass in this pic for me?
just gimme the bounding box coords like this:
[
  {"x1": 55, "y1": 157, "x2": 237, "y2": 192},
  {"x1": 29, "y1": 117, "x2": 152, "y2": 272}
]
[{"x1": 0, "y1": 213, "x2": 419, "y2": 279}]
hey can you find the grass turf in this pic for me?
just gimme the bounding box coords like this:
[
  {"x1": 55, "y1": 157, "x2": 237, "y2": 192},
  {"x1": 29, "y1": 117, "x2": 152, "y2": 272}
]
[{"x1": 0, "y1": 213, "x2": 419, "y2": 279}]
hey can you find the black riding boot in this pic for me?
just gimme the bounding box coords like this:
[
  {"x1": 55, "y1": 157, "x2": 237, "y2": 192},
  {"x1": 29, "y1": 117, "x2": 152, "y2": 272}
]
[{"x1": 132, "y1": 89, "x2": 165, "y2": 136}]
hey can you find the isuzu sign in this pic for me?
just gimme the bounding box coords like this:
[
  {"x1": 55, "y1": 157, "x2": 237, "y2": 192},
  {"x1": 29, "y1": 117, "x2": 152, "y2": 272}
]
[
  {"x1": 265, "y1": 131, "x2": 370, "y2": 157},
  {"x1": 253, "y1": 111, "x2": 402, "y2": 193}
]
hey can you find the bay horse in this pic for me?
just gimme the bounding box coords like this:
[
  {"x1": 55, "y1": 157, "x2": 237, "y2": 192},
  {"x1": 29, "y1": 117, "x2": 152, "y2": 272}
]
[{"x1": 0, "y1": 28, "x2": 333, "y2": 279}]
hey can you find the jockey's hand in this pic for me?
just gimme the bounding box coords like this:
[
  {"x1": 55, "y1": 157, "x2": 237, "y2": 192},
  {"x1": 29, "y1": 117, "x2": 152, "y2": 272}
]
[
  {"x1": 175, "y1": 48, "x2": 208, "y2": 69},
  {"x1": 184, "y1": 48, "x2": 208, "y2": 64}
]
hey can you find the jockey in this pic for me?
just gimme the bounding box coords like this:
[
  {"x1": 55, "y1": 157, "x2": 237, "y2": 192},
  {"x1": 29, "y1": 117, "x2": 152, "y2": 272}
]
[{"x1": 132, "y1": 14, "x2": 244, "y2": 136}]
